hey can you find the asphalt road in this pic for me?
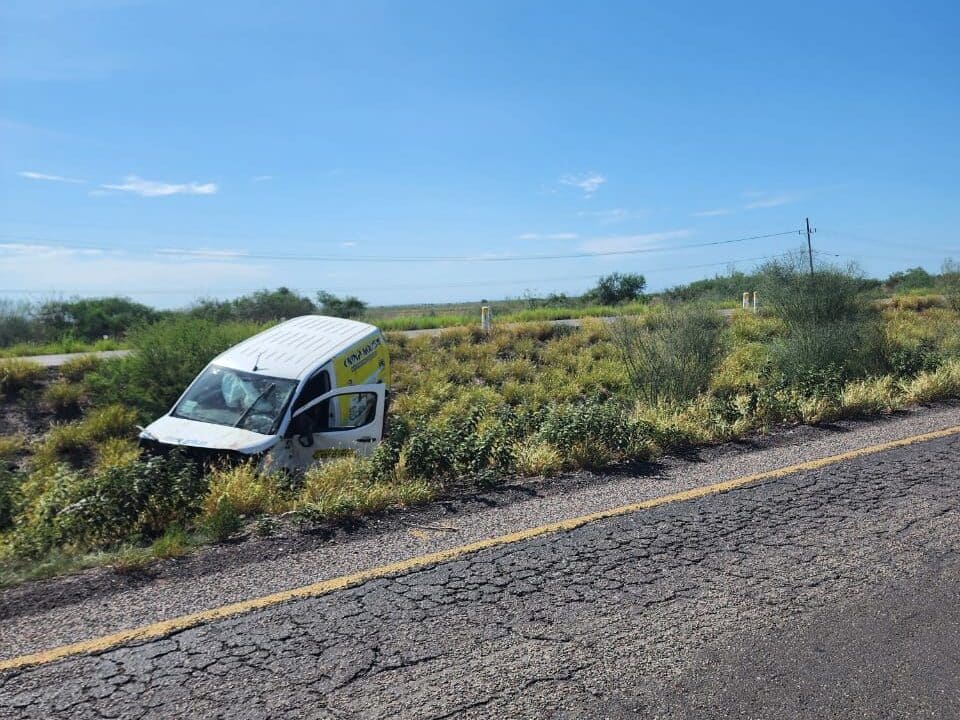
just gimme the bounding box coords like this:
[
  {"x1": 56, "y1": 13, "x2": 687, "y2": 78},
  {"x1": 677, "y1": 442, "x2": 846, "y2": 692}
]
[
  {"x1": 21, "y1": 312, "x2": 741, "y2": 367},
  {"x1": 2, "y1": 429, "x2": 959, "y2": 718}
]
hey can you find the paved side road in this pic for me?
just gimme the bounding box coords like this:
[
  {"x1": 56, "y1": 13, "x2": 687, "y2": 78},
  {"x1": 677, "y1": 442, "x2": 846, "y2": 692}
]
[
  {"x1": 3, "y1": 434, "x2": 959, "y2": 718},
  {"x1": 20, "y1": 312, "x2": 740, "y2": 367}
]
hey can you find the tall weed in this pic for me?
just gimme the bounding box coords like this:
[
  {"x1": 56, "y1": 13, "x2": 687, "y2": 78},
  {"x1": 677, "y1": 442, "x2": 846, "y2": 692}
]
[{"x1": 612, "y1": 305, "x2": 725, "y2": 404}]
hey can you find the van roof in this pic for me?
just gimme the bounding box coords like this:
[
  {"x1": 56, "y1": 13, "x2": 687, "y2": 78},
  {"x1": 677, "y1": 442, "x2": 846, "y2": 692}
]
[{"x1": 212, "y1": 315, "x2": 379, "y2": 380}]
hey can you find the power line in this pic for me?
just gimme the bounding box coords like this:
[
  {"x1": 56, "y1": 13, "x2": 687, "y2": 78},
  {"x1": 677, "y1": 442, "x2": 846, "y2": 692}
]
[
  {"x1": 0, "y1": 250, "x2": 802, "y2": 296},
  {"x1": 0, "y1": 229, "x2": 802, "y2": 264}
]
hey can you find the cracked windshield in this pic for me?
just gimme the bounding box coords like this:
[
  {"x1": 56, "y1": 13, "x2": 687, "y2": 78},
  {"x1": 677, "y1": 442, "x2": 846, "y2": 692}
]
[{"x1": 173, "y1": 366, "x2": 296, "y2": 434}]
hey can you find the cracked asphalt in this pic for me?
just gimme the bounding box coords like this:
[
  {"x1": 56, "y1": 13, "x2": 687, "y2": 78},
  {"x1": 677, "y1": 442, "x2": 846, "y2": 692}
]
[{"x1": 3, "y1": 430, "x2": 960, "y2": 718}]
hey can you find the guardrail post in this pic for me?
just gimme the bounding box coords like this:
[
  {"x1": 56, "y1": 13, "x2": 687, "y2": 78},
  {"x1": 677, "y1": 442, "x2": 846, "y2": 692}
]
[
  {"x1": 481, "y1": 306, "x2": 492, "y2": 333},
  {"x1": 752, "y1": 291, "x2": 758, "y2": 313},
  {"x1": 742, "y1": 292, "x2": 750, "y2": 310}
]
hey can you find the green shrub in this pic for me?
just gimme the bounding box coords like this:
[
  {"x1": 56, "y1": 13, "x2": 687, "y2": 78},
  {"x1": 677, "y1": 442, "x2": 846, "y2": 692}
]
[
  {"x1": 0, "y1": 358, "x2": 44, "y2": 396},
  {"x1": 612, "y1": 305, "x2": 725, "y2": 404},
  {"x1": 711, "y1": 342, "x2": 773, "y2": 395},
  {"x1": 759, "y1": 259, "x2": 887, "y2": 383},
  {"x1": 12, "y1": 452, "x2": 205, "y2": 557},
  {"x1": 0, "y1": 465, "x2": 23, "y2": 531},
  {"x1": 152, "y1": 525, "x2": 190, "y2": 559},
  {"x1": 942, "y1": 259, "x2": 960, "y2": 311},
  {"x1": 204, "y1": 497, "x2": 243, "y2": 541},
  {"x1": 537, "y1": 401, "x2": 649, "y2": 468},
  {"x1": 770, "y1": 319, "x2": 887, "y2": 384}
]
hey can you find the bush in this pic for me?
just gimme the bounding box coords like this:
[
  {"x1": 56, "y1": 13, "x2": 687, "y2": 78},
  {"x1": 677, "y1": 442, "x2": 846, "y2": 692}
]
[
  {"x1": 612, "y1": 305, "x2": 725, "y2": 404},
  {"x1": 85, "y1": 317, "x2": 261, "y2": 419},
  {"x1": 759, "y1": 260, "x2": 886, "y2": 383},
  {"x1": 0, "y1": 465, "x2": 23, "y2": 531},
  {"x1": 12, "y1": 452, "x2": 205, "y2": 558},
  {"x1": 537, "y1": 401, "x2": 649, "y2": 468},
  {"x1": 93, "y1": 437, "x2": 141, "y2": 471},
  {"x1": 941, "y1": 259, "x2": 960, "y2": 311},
  {"x1": 152, "y1": 525, "x2": 190, "y2": 559},
  {"x1": 770, "y1": 319, "x2": 886, "y2": 384},
  {"x1": 711, "y1": 343, "x2": 773, "y2": 395},
  {"x1": 0, "y1": 359, "x2": 44, "y2": 396},
  {"x1": 0, "y1": 434, "x2": 24, "y2": 460},
  {"x1": 203, "y1": 497, "x2": 243, "y2": 541}
]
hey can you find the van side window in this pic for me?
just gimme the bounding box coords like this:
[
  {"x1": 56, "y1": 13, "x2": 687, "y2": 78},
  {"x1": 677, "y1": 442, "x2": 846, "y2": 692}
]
[{"x1": 294, "y1": 370, "x2": 331, "y2": 411}]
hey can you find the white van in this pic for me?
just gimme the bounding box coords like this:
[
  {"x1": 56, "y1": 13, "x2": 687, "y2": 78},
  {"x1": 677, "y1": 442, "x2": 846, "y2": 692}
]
[{"x1": 139, "y1": 315, "x2": 390, "y2": 472}]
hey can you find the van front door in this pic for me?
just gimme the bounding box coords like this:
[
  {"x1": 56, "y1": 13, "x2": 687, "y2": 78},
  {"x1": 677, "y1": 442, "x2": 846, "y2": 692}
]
[{"x1": 287, "y1": 384, "x2": 386, "y2": 470}]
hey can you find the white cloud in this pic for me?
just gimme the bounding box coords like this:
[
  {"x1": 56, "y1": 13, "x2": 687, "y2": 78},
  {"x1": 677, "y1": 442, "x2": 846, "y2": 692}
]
[
  {"x1": 102, "y1": 175, "x2": 218, "y2": 197},
  {"x1": 742, "y1": 191, "x2": 796, "y2": 210},
  {"x1": 251, "y1": 175, "x2": 273, "y2": 182},
  {"x1": 578, "y1": 208, "x2": 632, "y2": 224},
  {"x1": 559, "y1": 172, "x2": 606, "y2": 197},
  {"x1": 340, "y1": 241, "x2": 358, "y2": 248},
  {"x1": 0, "y1": 246, "x2": 268, "y2": 298},
  {"x1": 693, "y1": 208, "x2": 734, "y2": 217},
  {"x1": 580, "y1": 229, "x2": 693, "y2": 254},
  {"x1": 516, "y1": 232, "x2": 578, "y2": 241},
  {"x1": 18, "y1": 170, "x2": 84, "y2": 184}
]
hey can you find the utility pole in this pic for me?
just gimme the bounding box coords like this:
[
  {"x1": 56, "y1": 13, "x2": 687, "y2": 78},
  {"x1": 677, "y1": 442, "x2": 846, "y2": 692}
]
[{"x1": 805, "y1": 217, "x2": 815, "y2": 276}]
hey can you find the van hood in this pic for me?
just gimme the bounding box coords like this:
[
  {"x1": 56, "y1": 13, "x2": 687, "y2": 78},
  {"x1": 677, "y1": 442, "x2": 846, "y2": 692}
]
[{"x1": 140, "y1": 415, "x2": 280, "y2": 455}]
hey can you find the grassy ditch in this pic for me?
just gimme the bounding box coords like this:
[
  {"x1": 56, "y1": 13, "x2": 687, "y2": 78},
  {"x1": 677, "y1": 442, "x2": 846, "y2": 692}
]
[{"x1": 2, "y1": 264, "x2": 960, "y2": 585}]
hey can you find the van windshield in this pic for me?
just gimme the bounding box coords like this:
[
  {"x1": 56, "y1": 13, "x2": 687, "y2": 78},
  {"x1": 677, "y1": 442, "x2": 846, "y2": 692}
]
[{"x1": 172, "y1": 365, "x2": 297, "y2": 435}]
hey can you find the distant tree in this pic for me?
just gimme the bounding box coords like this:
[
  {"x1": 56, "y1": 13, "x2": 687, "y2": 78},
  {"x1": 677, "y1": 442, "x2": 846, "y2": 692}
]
[
  {"x1": 190, "y1": 288, "x2": 316, "y2": 323},
  {"x1": 231, "y1": 287, "x2": 316, "y2": 322},
  {"x1": 317, "y1": 291, "x2": 368, "y2": 319},
  {"x1": 0, "y1": 300, "x2": 36, "y2": 346},
  {"x1": 941, "y1": 258, "x2": 960, "y2": 310},
  {"x1": 36, "y1": 297, "x2": 159, "y2": 341},
  {"x1": 587, "y1": 273, "x2": 647, "y2": 305},
  {"x1": 884, "y1": 267, "x2": 935, "y2": 293}
]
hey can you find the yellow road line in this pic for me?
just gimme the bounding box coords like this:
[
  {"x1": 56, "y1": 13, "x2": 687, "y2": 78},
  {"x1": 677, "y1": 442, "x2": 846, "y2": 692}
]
[{"x1": 3, "y1": 424, "x2": 959, "y2": 673}]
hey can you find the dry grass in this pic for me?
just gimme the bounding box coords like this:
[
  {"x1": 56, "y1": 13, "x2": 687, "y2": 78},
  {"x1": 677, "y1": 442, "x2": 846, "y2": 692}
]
[
  {"x1": 0, "y1": 358, "x2": 44, "y2": 396},
  {"x1": 42, "y1": 381, "x2": 85, "y2": 417},
  {"x1": 58, "y1": 354, "x2": 103, "y2": 382},
  {"x1": 299, "y1": 456, "x2": 435, "y2": 520},
  {"x1": 201, "y1": 463, "x2": 292, "y2": 519},
  {"x1": 839, "y1": 376, "x2": 900, "y2": 417},
  {"x1": 513, "y1": 441, "x2": 564, "y2": 477},
  {"x1": 0, "y1": 434, "x2": 25, "y2": 460},
  {"x1": 901, "y1": 359, "x2": 960, "y2": 405}
]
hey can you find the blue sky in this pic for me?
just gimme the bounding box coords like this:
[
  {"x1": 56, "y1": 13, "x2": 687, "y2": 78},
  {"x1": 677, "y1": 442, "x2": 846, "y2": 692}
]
[{"x1": 1, "y1": 0, "x2": 958, "y2": 308}]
